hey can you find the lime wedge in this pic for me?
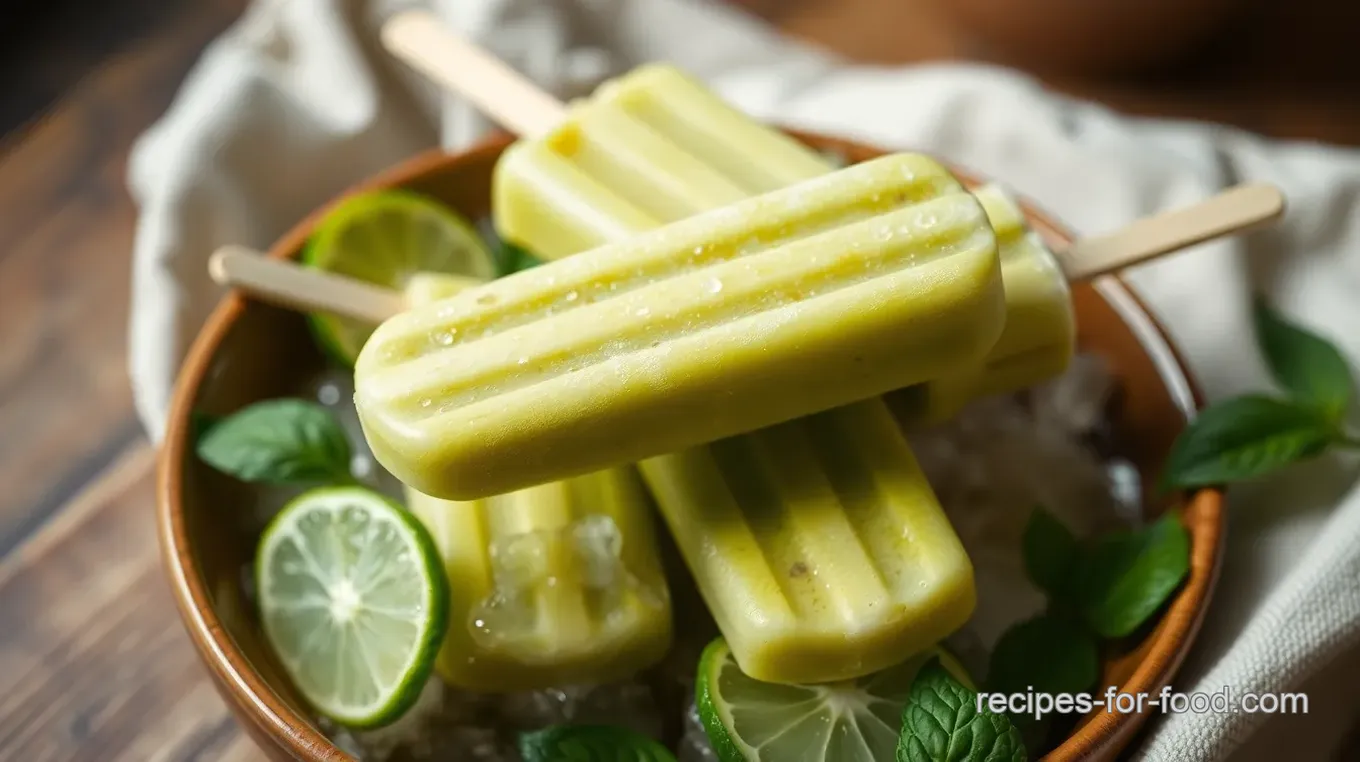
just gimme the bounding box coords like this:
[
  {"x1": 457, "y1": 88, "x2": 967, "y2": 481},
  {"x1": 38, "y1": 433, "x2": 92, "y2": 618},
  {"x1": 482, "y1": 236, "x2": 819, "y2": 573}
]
[
  {"x1": 303, "y1": 190, "x2": 497, "y2": 364},
  {"x1": 255, "y1": 486, "x2": 449, "y2": 727},
  {"x1": 695, "y1": 638, "x2": 973, "y2": 762}
]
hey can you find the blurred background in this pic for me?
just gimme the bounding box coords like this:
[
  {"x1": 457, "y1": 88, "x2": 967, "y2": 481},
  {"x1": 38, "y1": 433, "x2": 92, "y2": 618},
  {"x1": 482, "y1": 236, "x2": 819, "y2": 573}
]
[
  {"x1": 1, "y1": 0, "x2": 1358, "y2": 758},
  {"x1": 742, "y1": 0, "x2": 1360, "y2": 145}
]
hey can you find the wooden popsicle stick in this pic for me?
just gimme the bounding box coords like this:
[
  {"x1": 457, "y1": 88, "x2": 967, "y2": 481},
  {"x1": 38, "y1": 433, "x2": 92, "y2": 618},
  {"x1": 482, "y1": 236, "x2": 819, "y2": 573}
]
[
  {"x1": 382, "y1": 10, "x2": 566, "y2": 138},
  {"x1": 208, "y1": 246, "x2": 405, "y2": 324},
  {"x1": 1057, "y1": 182, "x2": 1286, "y2": 281},
  {"x1": 211, "y1": 180, "x2": 1282, "y2": 327},
  {"x1": 209, "y1": 184, "x2": 1284, "y2": 327}
]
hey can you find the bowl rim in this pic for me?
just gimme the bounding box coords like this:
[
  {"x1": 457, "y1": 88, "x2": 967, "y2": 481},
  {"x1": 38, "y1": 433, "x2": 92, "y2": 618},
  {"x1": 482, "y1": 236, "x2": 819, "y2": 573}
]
[{"x1": 156, "y1": 132, "x2": 1225, "y2": 762}]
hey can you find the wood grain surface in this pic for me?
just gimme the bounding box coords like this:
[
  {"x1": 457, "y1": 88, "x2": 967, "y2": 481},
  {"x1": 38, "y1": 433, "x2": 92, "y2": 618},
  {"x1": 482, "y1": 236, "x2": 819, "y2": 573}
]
[
  {"x1": 0, "y1": 446, "x2": 260, "y2": 762},
  {"x1": 0, "y1": 0, "x2": 1358, "y2": 760},
  {"x1": 0, "y1": 0, "x2": 249, "y2": 555},
  {"x1": 0, "y1": 0, "x2": 252, "y2": 759}
]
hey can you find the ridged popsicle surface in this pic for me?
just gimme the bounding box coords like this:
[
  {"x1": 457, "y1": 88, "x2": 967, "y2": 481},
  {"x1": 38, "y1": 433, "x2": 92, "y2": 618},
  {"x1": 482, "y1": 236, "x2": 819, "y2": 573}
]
[{"x1": 357, "y1": 154, "x2": 1005, "y2": 498}]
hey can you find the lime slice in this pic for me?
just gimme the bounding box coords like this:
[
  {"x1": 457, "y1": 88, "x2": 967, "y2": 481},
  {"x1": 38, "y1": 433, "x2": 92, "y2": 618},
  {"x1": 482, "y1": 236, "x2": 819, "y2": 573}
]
[
  {"x1": 255, "y1": 486, "x2": 449, "y2": 727},
  {"x1": 303, "y1": 190, "x2": 497, "y2": 364},
  {"x1": 696, "y1": 639, "x2": 973, "y2": 762}
]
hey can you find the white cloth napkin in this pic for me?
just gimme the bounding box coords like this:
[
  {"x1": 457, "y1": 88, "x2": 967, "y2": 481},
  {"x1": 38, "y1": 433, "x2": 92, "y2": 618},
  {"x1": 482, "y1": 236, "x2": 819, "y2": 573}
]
[{"x1": 127, "y1": 0, "x2": 1360, "y2": 758}]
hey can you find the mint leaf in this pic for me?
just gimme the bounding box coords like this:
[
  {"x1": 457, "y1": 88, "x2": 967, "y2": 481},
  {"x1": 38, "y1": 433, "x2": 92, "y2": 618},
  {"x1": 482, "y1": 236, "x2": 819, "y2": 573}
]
[
  {"x1": 191, "y1": 411, "x2": 222, "y2": 441},
  {"x1": 1022, "y1": 508, "x2": 1080, "y2": 600},
  {"x1": 196, "y1": 399, "x2": 352, "y2": 485},
  {"x1": 986, "y1": 614, "x2": 1099, "y2": 698},
  {"x1": 1254, "y1": 298, "x2": 1353, "y2": 419},
  {"x1": 518, "y1": 725, "x2": 676, "y2": 762},
  {"x1": 1076, "y1": 513, "x2": 1190, "y2": 638},
  {"x1": 1161, "y1": 395, "x2": 1336, "y2": 489},
  {"x1": 898, "y1": 659, "x2": 1026, "y2": 762},
  {"x1": 498, "y1": 241, "x2": 545, "y2": 277}
]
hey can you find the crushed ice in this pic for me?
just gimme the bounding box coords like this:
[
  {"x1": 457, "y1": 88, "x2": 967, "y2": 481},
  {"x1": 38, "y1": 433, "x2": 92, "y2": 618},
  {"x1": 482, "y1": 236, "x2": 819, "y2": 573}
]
[
  {"x1": 908, "y1": 353, "x2": 1131, "y2": 649},
  {"x1": 472, "y1": 515, "x2": 664, "y2": 659},
  {"x1": 320, "y1": 677, "x2": 667, "y2": 761}
]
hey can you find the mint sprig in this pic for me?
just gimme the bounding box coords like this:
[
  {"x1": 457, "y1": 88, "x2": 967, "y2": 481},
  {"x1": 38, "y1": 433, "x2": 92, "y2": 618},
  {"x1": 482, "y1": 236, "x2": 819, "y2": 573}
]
[
  {"x1": 1021, "y1": 509, "x2": 1080, "y2": 600},
  {"x1": 518, "y1": 725, "x2": 676, "y2": 762},
  {"x1": 987, "y1": 614, "x2": 1100, "y2": 698},
  {"x1": 986, "y1": 509, "x2": 1190, "y2": 714},
  {"x1": 898, "y1": 658, "x2": 1027, "y2": 762},
  {"x1": 195, "y1": 399, "x2": 354, "y2": 485},
  {"x1": 1162, "y1": 299, "x2": 1357, "y2": 489},
  {"x1": 982, "y1": 298, "x2": 1343, "y2": 728}
]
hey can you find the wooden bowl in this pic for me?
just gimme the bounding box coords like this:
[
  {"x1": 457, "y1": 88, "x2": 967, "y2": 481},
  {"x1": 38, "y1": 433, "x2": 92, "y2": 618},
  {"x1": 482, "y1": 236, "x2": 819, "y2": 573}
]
[{"x1": 157, "y1": 132, "x2": 1224, "y2": 761}]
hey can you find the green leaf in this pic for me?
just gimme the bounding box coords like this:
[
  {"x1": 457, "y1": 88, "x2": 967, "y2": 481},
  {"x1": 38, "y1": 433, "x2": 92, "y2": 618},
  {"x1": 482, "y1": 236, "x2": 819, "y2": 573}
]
[
  {"x1": 986, "y1": 615, "x2": 1100, "y2": 698},
  {"x1": 498, "y1": 241, "x2": 545, "y2": 277},
  {"x1": 195, "y1": 399, "x2": 352, "y2": 485},
  {"x1": 190, "y1": 411, "x2": 222, "y2": 441},
  {"x1": 1076, "y1": 513, "x2": 1190, "y2": 638},
  {"x1": 517, "y1": 725, "x2": 676, "y2": 762},
  {"x1": 898, "y1": 659, "x2": 1027, "y2": 762},
  {"x1": 1161, "y1": 395, "x2": 1337, "y2": 489},
  {"x1": 1022, "y1": 508, "x2": 1081, "y2": 600},
  {"x1": 1253, "y1": 298, "x2": 1353, "y2": 419}
]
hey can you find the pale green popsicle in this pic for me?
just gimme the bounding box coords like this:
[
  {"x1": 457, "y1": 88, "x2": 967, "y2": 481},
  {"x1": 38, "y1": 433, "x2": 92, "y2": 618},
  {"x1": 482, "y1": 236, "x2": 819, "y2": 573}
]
[
  {"x1": 406, "y1": 471, "x2": 672, "y2": 691},
  {"x1": 639, "y1": 399, "x2": 974, "y2": 683},
  {"x1": 401, "y1": 273, "x2": 673, "y2": 692},
  {"x1": 887, "y1": 184, "x2": 1076, "y2": 423},
  {"x1": 494, "y1": 64, "x2": 1077, "y2": 422},
  {"x1": 355, "y1": 153, "x2": 1005, "y2": 500}
]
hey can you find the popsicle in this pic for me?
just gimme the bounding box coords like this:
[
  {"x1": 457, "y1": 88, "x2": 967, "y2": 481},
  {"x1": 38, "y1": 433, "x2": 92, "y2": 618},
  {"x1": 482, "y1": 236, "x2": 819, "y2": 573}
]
[
  {"x1": 888, "y1": 184, "x2": 1074, "y2": 422},
  {"x1": 465, "y1": 68, "x2": 992, "y2": 682},
  {"x1": 210, "y1": 248, "x2": 675, "y2": 691},
  {"x1": 493, "y1": 64, "x2": 829, "y2": 259},
  {"x1": 353, "y1": 153, "x2": 1007, "y2": 499},
  {"x1": 406, "y1": 471, "x2": 672, "y2": 691},
  {"x1": 639, "y1": 398, "x2": 974, "y2": 683},
  {"x1": 484, "y1": 62, "x2": 1073, "y2": 419},
  {"x1": 474, "y1": 60, "x2": 1282, "y2": 423},
  {"x1": 215, "y1": 242, "x2": 978, "y2": 683}
]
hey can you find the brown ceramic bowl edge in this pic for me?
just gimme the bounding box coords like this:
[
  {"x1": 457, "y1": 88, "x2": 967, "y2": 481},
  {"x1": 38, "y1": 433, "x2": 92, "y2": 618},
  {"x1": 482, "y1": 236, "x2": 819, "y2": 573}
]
[
  {"x1": 157, "y1": 133, "x2": 1227, "y2": 762},
  {"x1": 157, "y1": 296, "x2": 354, "y2": 761},
  {"x1": 158, "y1": 137, "x2": 528, "y2": 762},
  {"x1": 1038, "y1": 279, "x2": 1225, "y2": 760}
]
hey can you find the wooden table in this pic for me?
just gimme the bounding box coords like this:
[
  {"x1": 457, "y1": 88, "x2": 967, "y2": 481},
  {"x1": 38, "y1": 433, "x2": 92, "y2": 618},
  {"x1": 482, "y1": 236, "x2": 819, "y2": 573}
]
[
  {"x1": 0, "y1": 1, "x2": 261, "y2": 759},
  {"x1": 1, "y1": 1, "x2": 1357, "y2": 760}
]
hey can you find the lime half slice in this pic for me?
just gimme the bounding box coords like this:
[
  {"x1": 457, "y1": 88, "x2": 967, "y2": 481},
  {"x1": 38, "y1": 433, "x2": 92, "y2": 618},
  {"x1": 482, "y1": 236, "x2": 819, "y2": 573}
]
[
  {"x1": 303, "y1": 190, "x2": 497, "y2": 364},
  {"x1": 255, "y1": 486, "x2": 449, "y2": 727},
  {"x1": 696, "y1": 638, "x2": 973, "y2": 762}
]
